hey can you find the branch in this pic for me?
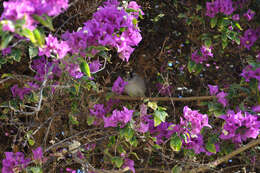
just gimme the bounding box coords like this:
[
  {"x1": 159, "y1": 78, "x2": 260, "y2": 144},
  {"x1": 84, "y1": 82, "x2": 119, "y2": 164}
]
[
  {"x1": 112, "y1": 95, "x2": 215, "y2": 102},
  {"x1": 2, "y1": 65, "x2": 54, "y2": 115},
  {"x1": 189, "y1": 138, "x2": 260, "y2": 173}
]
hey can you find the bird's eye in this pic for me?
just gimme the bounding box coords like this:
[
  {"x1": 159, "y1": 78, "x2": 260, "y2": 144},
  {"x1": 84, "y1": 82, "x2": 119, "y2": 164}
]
[{"x1": 129, "y1": 72, "x2": 134, "y2": 78}]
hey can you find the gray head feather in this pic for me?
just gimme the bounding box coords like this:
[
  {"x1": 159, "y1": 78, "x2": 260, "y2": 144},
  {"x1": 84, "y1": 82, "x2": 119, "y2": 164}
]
[{"x1": 124, "y1": 73, "x2": 146, "y2": 97}]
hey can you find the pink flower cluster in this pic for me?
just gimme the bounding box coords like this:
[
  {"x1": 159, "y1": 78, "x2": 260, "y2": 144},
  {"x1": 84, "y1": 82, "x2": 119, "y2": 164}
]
[
  {"x1": 112, "y1": 76, "x2": 128, "y2": 94},
  {"x1": 180, "y1": 106, "x2": 217, "y2": 155},
  {"x1": 89, "y1": 103, "x2": 133, "y2": 128},
  {"x1": 39, "y1": 34, "x2": 70, "y2": 59},
  {"x1": 11, "y1": 82, "x2": 39, "y2": 100},
  {"x1": 219, "y1": 110, "x2": 260, "y2": 143},
  {"x1": 240, "y1": 28, "x2": 260, "y2": 50},
  {"x1": 2, "y1": 152, "x2": 30, "y2": 173},
  {"x1": 181, "y1": 106, "x2": 212, "y2": 136},
  {"x1": 142, "y1": 106, "x2": 214, "y2": 155},
  {"x1": 1, "y1": 0, "x2": 68, "y2": 31},
  {"x1": 2, "y1": 147, "x2": 44, "y2": 173},
  {"x1": 191, "y1": 45, "x2": 213, "y2": 64},
  {"x1": 243, "y1": 9, "x2": 255, "y2": 21},
  {"x1": 206, "y1": 0, "x2": 234, "y2": 18},
  {"x1": 103, "y1": 107, "x2": 134, "y2": 128},
  {"x1": 208, "y1": 84, "x2": 228, "y2": 107},
  {"x1": 240, "y1": 65, "x2": 260, "y2": 83},
  {"x1": 62, "y1": 0, "x2": 143, "y2": 61},
  {"x1": 7, "y1": 0, "x2": 143, "y2": 100}
]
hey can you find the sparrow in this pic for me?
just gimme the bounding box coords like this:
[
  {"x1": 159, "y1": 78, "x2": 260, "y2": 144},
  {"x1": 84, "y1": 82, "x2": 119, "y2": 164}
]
[{"x1": 124, "y1": 73, "x2": 146, "y2": 97}]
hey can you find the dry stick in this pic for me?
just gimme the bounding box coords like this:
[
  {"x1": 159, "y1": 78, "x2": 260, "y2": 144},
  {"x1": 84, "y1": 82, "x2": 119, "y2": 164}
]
[
  {"x1": 43, "y1": 117, "x2": 54, "y2": 149},
  {"x1": 189, "y1": 138, "x2": 260, "y2": 173},
  {"x1": 112, "y1": 95, "x2": 215, "y2": 102}
]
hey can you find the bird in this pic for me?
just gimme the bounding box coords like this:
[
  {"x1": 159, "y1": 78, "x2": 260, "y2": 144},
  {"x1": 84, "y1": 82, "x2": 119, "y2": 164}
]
[{"x1": 124, "y1": 73, "x2": 146, "y2": 97}]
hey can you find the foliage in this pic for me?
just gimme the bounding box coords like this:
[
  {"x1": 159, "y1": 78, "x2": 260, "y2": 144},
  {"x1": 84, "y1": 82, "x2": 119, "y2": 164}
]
[{"x1": 0, "y1": 0, "x2": 260, "y2": 172}]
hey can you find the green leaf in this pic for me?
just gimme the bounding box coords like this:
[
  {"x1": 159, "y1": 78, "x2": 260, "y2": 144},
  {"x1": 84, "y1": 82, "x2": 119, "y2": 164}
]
[
  {"x1": 22, "y1": 28, "x2": 36, "y2": 44},
  {"x1": 221, "y1": 34, "x2": 227, "y2": 42},
  {"x1": 154, "y1": 110, "x2": 168, "y2": 127},
  {"x1": 188, "y1": 60, "x2": 196, "y2": 73},
  {"x1": 188, "y1": 60, "x2": 203, "y2": 75},
  {"x1": 88, "y1": 45, "x2": 109, "y2": 52},
  {"x1": 148, "y1": 101, "x2": 158, "y2": 110},
  {"x1": 29, "y1": 46, "x2": 39, "y2": 59},
  {"x1": 120, "y1": 126, "x2": 134, "y2": 141},
  {"x1": 126, "y1": 8, "x2": 138, "y2": 13},
  {"x1": 218, "y1": 18, "x2": 230, "y2": 31},
  {"x1": 194, "y1": 63, "x2": 203, "y2": 75},
  {"x1": 196, "y1": 5, "x2": 202, "y2": 12},
  {"x1": 154, "y1": 110, "x2": 167, "y2": 122},
  {"x1": 10, "y1": 49, "x2": 22, "y2": 62},
  {"x1": 28, "y1": 138, "x2": 35, "y2": 146},
  {"x1": 87, "y1": 116, "x2": 95, "y2": 126},
  {"x1": 154, "y1": 115, "x2": 162, "y2": 127},
  {"x1": 33, "y1": 14, "x2": 54, "y2": 31},
  {"x1": 234, "y1": 35, "x2": 240, "y2": 45},
  {"x1": 234, "y1": 22, "x2": 243, "y2": 31},
  {"x1": 222, "y1": 39, "x2": 228, "y2": 49},
  {"x1": 177, "y1": 13, "x2": 186, "y2": 18},
  {"x1": 0, "y1": 58, "x2": 7, "y2": 64},
  {"x1": 111, "y1": 157, "x2": 123, "y2": 168},
  {"x1": 1, "y1": 73, "x2": 12, "y2": 78},
  {"x1": 204, "y1": 39, "x2": 212, "y2": 47},
  {"x1": 1, "y1": 33, "x2": 13, "y2": 50},
  {"x1": 33, "y1": 29, "x2": 45, "y2": 47},
  {"x1": 69, "y1": 115, "x2": 79, "y2": 125},
  {"x1": 73, "y1": 82, "x2": 80, "y2": 96},
  {"x1": 0, "y1": 114, "x2": 8, "y2": 120},
  {"x1": 132, "y1": 18, "x2": 138, "y2": 26},
  {"x1": 80, "y1": 61, "x2": 91, "y2": 77},
  {"x1": 170, "y1": 133, "x2": 182, "y2": 152},
  {"x1": 109, "y1": 136, "x2": 116, "y2": 146},
  {"x1": 210, "y1": 17, "x2": 218, "y2": 28},
  {"x1": 200, "y1": 33, "x2": 211, "y2": 41},
  {"x1": 205, "y1": 142, "x2": 216, "y2": 154},
  {"x1": 171, "y1": 165, "x2": 182, "y2": 173},
  {"x1": 151, "y1": 13, "x2": 165, "y2": 22},
  {"x1": 28, "y1": 167, "x2": 43, "y2": 173},
  {"x1": 129, "y1": 136, "x2": 138, "y2": 147},
  {"x1": 97, "y1": 50, "x2": 109, "y2": 59},
  {"x1": 117, "y1": 145, "x2": 126, "y2": 154},
  {"x1": 119, "y1": 27, "x2": 126, "y2": 32}
]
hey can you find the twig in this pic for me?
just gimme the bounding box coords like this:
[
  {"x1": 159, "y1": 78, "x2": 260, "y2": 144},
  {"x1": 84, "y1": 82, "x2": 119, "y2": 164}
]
[
  {"x1": 136, "y1": 168, "x2": 171, "y2": 173},
  {"x1": 112, "y1": 95, "x2": 215, "y2": 102},
  {"x1": 47, "y1": 84, "x2": 72, "y2": 89},
  {"x1": 4, "y1": 64, "x2": 54, "y2": 115},
  {"x1": 53, "y1": 0, "x2": 81, "y2": 20},
  {"x1": 44, "y1": 129, "x2": 94, "y2": 153},
  {"x1": 43, "y1": 117, "x2": 54, "y2": 149},
  {"x1": 91, "y1": 57, "x2": 107, "y2": 74},
  {"x1": 54, "y1": 13, "x2": 80, "y2": 36},
  {"x1": 189, "y1": 138, "x2": 260, "y2": 173},
  {"x1": 0, "y1": 77, "x2": 11, "y2": 84},
  {"x1": 32, "y1": 116, "x2": 54, "y2": 135}
]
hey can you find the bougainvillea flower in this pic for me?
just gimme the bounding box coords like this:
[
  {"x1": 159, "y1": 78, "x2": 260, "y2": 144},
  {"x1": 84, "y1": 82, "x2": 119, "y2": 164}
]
[
  {"x1": 112, "y1": 76, "x2": 128, "y2": 94},
  {"x1": 244, "y1": 9, "x2": 255, "y2": 21},
  {"x1": 208, "y1": 84, "x2": 219, "y2": 95},
  {"x1": 103, "y1": 107, "x2": 134, "y2": 128},
  {"x1": 216, "y1": 91, "x2": 228, "y2": 107},
  {"x1": 219, "y1": 110, "x2": 260, "y2": 143}
]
